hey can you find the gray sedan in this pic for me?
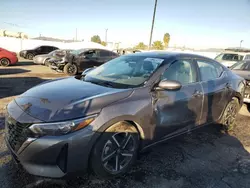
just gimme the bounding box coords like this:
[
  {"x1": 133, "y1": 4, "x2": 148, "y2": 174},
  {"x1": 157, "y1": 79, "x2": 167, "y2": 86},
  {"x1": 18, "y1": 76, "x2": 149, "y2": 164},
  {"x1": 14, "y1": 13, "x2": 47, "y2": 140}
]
[
  {"x1": 33, "y1": 49, "x2": 72, "y2": 66},
  {"x1": 4, "y1": 52, "x2": 245, "y2": 178}
]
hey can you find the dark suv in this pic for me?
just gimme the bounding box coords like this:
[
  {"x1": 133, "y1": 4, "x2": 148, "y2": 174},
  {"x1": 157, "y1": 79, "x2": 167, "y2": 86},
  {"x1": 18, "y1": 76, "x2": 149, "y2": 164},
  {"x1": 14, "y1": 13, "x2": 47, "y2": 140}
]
[
  {"x1": 50, "y1": 48, "x2": 118, "y2": 75},
  {"x1": 19, "y1": 45, "x2": 59, "y2": 60}
]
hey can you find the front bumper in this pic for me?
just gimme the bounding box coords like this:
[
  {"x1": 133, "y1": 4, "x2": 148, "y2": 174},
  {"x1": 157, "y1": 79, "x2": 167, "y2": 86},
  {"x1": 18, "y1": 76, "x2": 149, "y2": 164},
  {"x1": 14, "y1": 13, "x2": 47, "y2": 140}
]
[
  {"x1": 50, "y1": 62, "x2": 65, "y2": 72},
  {"x1": 5, "y1": 122, "x2": 96, "y2": 178}
]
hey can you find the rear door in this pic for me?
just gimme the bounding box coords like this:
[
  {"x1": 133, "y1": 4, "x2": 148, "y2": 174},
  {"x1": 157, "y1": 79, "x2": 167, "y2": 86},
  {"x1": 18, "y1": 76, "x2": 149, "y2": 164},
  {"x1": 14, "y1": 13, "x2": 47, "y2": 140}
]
[{"x1": 195, "y1": 58, "x2": 229, "y2": 124}]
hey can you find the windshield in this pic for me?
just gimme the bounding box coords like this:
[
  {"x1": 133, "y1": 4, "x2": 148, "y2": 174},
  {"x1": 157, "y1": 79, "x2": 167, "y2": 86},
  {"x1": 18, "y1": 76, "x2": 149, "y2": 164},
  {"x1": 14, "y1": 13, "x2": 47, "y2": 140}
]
[
  {"x1": 71, "y1": 49, "x2": 88, "y2": 55},
  {"x1": 48, "y1": 50, "x2": 58, "y2": 55},
  {"x1": 231, "y1": 61, "x2": 250, "y2": 71},
  {"x1": 84, "y1": 55, "x2": 165, "y2": 88}
]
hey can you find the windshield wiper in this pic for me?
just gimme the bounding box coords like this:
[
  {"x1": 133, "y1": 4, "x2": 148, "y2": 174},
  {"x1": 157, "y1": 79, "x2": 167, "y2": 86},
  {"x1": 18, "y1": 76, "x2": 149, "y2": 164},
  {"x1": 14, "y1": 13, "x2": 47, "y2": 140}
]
[
  {"x1": 98, "y1": 81, "x2": 116, "y2": 88},
  {"x1": 84, "y1": 80, "x2": 116, "y2": 88}
]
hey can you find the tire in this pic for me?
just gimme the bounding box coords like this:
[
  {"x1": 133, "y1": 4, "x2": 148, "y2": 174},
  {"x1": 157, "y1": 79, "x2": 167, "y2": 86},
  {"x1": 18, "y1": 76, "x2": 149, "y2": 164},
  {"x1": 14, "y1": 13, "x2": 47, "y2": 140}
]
[
  {"x1": 90, "y1": 122, "x2": 139, "y2": 178},
  {"x1": 63, "y1": 63, "x2": 78, "y2": 76},
  {"x1": 220, "y1": 98, "x2": 240, "y2": 131},
  {"x1": 27, "y1": 53, "x2": 34, "y2": 60},
  {"x1": 44, "y1": 59, "x2": 50, "y2": 66},
  {"x1": 0, "y1": 58, "x2": 10, "y2": 67}
]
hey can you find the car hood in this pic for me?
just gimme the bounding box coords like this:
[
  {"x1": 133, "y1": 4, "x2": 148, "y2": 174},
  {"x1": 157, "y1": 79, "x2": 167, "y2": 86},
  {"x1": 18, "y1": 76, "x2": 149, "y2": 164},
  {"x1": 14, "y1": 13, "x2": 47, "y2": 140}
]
[
  {"x1": 232, "y1": 70, "x2": 250, "y2": 80},
  {"x1": 14, "y1": 77, "x2": 132, "y2": 122}
]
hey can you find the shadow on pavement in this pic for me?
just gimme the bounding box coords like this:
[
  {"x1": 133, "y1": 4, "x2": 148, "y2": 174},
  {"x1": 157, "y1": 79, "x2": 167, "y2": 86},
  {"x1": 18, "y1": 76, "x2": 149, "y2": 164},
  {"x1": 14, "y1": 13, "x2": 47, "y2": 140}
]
[
  {"x1": 15, "y1": 61, "x2": 36, "y2": 66},
  {"x1": 1, "y1": 123, "x2": 250, "y2": 188},
  {"x1": 0, "y1": 68, "x2": 31, "y2": 75}
]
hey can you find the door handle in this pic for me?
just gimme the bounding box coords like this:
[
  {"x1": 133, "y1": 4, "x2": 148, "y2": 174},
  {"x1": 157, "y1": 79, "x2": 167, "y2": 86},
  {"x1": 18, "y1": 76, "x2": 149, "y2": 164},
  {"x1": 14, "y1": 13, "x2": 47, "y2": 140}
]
[{"x1": 192, "y1": 90, "x2": 202, "y2": 97}]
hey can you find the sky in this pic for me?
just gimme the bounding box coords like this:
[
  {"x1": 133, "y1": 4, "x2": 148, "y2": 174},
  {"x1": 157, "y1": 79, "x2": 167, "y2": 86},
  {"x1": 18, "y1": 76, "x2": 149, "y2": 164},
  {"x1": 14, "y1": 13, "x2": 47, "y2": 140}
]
[{"x1": 1, "y1": 0, "x2": 250, "y2": 49}]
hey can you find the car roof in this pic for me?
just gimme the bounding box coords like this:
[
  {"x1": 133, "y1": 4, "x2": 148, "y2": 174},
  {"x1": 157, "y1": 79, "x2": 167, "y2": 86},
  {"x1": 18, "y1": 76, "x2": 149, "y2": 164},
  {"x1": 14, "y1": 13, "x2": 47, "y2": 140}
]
[
  {"x1": 220, "y1": 51, "x2": 250, "y2": 56},
  {"x1": 124, "y1": 51, "x2": 214, "y2": 64}
]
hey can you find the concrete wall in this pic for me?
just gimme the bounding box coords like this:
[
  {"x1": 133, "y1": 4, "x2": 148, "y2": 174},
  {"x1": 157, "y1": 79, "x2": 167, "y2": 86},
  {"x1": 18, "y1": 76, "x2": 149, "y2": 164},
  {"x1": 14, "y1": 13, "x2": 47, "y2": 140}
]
[{"x1": 0, "y1": 37, "x2": 109, "y2": 53}]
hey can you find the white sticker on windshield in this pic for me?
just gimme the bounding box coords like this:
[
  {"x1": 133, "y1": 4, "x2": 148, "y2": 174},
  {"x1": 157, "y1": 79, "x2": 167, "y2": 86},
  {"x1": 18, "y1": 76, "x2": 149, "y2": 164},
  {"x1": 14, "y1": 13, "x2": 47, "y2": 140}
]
[{"x1": 144, "y1": 58, "x2": 164, "y2": 64}]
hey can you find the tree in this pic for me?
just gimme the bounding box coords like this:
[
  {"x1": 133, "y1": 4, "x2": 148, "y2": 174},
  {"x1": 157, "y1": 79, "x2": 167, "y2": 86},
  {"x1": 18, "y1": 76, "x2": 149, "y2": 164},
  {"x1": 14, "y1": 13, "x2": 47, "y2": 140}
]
[
  {"x1": 152, "y1": 41, "x2": 164, "y2": 50},
  {"x1": 163, "y1": 33, "x2": 170, "y2": 48},
  {"x1": 134, "y1": 42, "x2": 147, "y2": 50},
  {"x1": 101, "y1": 41, "x2": 107, "y2": 46},
  {"x1": 91, "y1": 35, "x2": 101, "y2": 44}
]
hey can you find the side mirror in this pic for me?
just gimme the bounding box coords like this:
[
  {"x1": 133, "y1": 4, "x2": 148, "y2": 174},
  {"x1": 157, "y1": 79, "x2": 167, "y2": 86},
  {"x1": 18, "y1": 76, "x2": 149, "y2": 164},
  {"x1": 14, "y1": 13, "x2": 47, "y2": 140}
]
[{"x1": 155, "y1": 79, "x2": 182, "y2": 91}]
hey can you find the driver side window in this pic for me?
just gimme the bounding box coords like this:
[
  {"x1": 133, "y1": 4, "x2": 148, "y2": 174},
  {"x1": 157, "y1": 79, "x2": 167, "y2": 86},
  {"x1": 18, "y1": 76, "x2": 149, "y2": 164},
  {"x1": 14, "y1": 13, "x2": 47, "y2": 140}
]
[{"x1": 161, "y1": 60, "x2": 197, "y2": 85}]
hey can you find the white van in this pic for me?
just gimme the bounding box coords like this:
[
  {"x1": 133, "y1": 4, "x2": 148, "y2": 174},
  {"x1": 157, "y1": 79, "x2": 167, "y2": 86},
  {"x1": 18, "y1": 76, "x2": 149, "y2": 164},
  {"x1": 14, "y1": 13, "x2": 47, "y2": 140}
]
[{"x1": 215, "y1": 52, "x2": 250, "y2": 67}]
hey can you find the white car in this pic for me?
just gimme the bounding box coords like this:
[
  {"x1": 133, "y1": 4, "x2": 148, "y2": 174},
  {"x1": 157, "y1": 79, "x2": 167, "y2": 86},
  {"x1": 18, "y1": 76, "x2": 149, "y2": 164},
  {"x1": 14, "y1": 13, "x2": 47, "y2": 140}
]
[{"x1": 215, "y1": 52, "x2": 250, "y2": 67}]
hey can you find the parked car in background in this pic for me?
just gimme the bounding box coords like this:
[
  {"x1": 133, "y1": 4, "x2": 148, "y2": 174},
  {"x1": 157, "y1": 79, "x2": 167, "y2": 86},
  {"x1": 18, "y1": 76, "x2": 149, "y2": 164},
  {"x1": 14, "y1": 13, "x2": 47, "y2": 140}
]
[
  {"x1": 5, "y1": 52, "x2": 245, "y2": 178},
  {"x1": 231, "y1": 60, "x2": 250, "y2": 103},
  {"x1": 215, "y1": 51, "x2": 250, "y2": 68},
  {"x1": 33, "y1": 49, "x2": 73, "y2": 66},
  {"x1": 0, "y1": 47, "x2": 18, "y2": 66},
  {"x1": 19, "y1": 45, "x2": 59, "y2": 60},
  {"x1": 50, "y1": 48, "x2": 118, "y2": 75}
]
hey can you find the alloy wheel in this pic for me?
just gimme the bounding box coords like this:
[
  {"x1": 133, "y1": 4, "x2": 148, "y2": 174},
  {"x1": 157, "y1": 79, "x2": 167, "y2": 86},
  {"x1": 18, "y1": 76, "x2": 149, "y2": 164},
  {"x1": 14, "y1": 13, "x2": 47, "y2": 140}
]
[
  {"x1": 101, "y1": 132, "x2": 136, "y2": 173},
  {"x1": 0, "y1": 58, "x2": 10, "y2": 66},
  {"x1": 68, "y1": 65, "x2": 76, "y2": 74},
  {"x1": 27, "y1": 54, "x2": 33, "y2": 60},
  {"x1": 223, "y1": 101, "x2": 238, "y2": 131}
]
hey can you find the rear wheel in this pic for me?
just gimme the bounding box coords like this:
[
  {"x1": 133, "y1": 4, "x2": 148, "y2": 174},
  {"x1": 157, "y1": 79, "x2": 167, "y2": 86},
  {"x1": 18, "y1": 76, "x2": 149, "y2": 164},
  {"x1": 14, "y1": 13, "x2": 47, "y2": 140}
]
[
  {"x1": 90, "y1": 122, "x2": 139, "y2": 178},
  {"x1": 27, "y1": 53, "x2": 34, "y2": 60},
  {"x1": 0, "y1": 58, "x2": 10, "y2": 67},
  {"x1": 221, "y1": 98, "x2": 240, "y2": 131},
  {"x1": 63, "y1": 63, "x2": 78, "y2": 76}
]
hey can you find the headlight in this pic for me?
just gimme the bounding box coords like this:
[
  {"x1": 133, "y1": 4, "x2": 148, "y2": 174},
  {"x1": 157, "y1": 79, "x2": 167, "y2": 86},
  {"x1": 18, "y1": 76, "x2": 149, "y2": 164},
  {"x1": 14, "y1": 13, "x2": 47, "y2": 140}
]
[{"x1": 29, "y1": 115, "x2": 96, "y2": 136}]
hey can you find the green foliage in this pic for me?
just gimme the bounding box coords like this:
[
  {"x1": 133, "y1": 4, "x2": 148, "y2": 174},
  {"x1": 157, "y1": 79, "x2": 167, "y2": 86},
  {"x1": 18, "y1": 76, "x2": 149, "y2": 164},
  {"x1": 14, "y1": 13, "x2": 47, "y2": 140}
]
[
  {"x1": 101, "y1": 41, "x2": 107, "y2": 46},
  {"x1": 91, "y1": 35, "x2": 101, "y2": 44},
  {"x1": 134, "y1": 42, "x2": 147, "y2": 50},
  {"x1": 163, "y1": 33, "x2": 170, "y2": 47},
  {"x1": 152, "y1": 41, "x2": 164, "y2": 50}
]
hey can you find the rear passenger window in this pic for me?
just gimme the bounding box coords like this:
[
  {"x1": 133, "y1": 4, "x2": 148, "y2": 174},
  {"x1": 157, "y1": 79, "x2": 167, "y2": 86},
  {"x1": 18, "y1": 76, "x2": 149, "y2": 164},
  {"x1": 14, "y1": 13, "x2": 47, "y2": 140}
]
[
  {"x1": 100, "y1": 50, "x2": 110, "y2": 57},
  {"x1": 197, "y1": 60, "x2": 224, "y2": 81}
]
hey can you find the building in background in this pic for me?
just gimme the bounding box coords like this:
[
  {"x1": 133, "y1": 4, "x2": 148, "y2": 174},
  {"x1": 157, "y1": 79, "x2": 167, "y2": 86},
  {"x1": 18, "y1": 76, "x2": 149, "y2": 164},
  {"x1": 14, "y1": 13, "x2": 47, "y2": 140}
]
[{"x1": 0, "y1": 30, "x2": 28, "y2": 39}]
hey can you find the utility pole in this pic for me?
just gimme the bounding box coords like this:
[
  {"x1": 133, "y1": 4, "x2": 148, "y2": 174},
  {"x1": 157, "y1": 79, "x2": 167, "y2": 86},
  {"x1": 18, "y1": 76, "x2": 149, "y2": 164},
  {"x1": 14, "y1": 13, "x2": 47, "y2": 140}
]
[
  {"x1": 240, "y1": 40, "x2": 243, "y2": 48},
  {"x1": 105, "y1": 28, "x2": 108, "y2": 43},
  {"x1": 148, "y1": 0, "x2": 158, "y2": 50},
  {"x1": 75, "y1": 28, "x2": 78, "y2": 41}
]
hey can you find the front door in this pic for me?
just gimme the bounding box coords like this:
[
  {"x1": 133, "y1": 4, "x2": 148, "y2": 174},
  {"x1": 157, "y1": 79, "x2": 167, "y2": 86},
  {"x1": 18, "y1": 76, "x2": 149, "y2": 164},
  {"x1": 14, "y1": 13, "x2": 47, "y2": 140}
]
[
  {"x1": 153, "y1": 59, "x2": 203, "y2": 140},
  {"x1": 79, "y1": 50, "x2": 100, "y2": 71}
]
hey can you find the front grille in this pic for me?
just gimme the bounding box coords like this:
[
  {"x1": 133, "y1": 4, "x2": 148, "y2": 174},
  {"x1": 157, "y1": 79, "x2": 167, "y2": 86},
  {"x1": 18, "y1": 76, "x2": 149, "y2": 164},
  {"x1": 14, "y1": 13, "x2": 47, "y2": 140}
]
[{"x1": 5, "y1": 115, "x2": 29, "y2": 152}]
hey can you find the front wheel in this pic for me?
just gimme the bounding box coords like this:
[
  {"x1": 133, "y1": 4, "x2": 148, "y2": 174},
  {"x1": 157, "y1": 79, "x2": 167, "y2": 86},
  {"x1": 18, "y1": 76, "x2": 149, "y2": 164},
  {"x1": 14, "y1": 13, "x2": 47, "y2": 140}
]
[
  {"x1": 221, "y1": 98, "x2": 240, "y2": 131},
  {"x1": 90, "y1": 122, "x2": 139, "y2": 178},
  {"x1": 44, "y1": 59, "x2": 50, "y2": 66},
  {"x1": 63, "y1": 63, "x2": 78, "y2": 76},
  {"x1": 26, "y1": 53, "x2": 34, "y2": 60},
  {"x1": 0, "y1": 58, "x2": 10, "y2": 66}
]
